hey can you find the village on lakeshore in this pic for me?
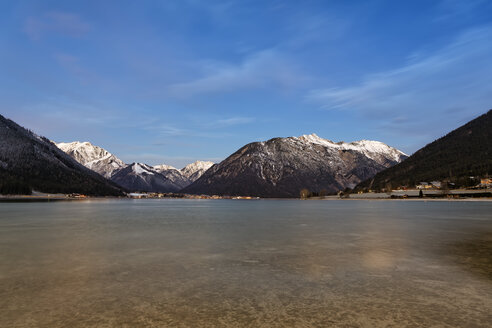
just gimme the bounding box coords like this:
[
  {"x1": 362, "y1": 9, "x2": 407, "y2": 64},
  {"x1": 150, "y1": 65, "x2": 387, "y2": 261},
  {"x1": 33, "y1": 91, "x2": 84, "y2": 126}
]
[{"x1": 131, "y1": 176, "x2": 492, "y2": 200}]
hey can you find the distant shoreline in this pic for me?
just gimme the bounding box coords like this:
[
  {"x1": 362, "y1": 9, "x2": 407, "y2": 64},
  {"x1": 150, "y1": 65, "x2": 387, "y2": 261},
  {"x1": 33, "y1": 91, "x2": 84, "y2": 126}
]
[
  {"x1": 0, "y1": 195, "x2": 123, "y2": 202},
  {"x1": 1, "y1": 194, "x2": 491, "y2": 202},
  {"x1": 320, "y1": 196, "x2": 492, "y2": 202}
]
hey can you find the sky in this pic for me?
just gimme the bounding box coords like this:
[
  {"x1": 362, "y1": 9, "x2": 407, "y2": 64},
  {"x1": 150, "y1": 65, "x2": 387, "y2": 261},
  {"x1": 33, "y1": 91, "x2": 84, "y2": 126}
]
[{"x1": 1, "y1": 0, "x2": 491, "y2": 168}]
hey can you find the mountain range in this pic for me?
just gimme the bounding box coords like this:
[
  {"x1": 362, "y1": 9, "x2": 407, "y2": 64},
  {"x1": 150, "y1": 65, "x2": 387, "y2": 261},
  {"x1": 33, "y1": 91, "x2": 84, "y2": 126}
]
[
  {"x1": 55, "y1": 141, "x2": 214, "y2": 193},
  {"x1": 0, "y1": 112, "x2": 411, "y2": 196},
  {"x1": 57, "y1": 135, "x2": 407, "y2": 197},
  {"x1": 355, "y1": 109, "x2": 492, "y2": 191},
  {"x1": 14, "y1": 109, "x2": 490, "y2": 198},
  {"x1": 182, "y1": 134, "x2": 407, "y2": 197}
]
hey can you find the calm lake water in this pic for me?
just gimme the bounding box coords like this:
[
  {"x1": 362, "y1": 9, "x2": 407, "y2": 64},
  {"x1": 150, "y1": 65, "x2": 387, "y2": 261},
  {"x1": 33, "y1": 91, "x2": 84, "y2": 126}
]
[{"x1": 1, "y1": 199, "x2": 491, "y2": 327}]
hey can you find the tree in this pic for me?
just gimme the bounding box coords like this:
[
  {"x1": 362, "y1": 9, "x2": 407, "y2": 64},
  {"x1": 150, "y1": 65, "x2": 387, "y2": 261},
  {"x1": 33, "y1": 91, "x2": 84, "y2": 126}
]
[
  {"x1": 385, "y1": 182, "x2": 392, "y2": 195},
  {"x1": 300, "y1": 189, "x2": 310, "y2": 199},
  {"x1": 440, "y1": 180, "x2": 450, "y2": 196}
]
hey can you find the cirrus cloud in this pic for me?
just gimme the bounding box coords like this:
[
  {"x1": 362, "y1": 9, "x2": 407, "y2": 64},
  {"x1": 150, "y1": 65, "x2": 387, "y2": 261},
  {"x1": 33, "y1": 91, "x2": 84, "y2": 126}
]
[
  {"x1": 168, "y1": 49, "x2": 307, "y2": 97},
  {"x1": 307, "y1": 26, "x2": 492, "y2": 132}
]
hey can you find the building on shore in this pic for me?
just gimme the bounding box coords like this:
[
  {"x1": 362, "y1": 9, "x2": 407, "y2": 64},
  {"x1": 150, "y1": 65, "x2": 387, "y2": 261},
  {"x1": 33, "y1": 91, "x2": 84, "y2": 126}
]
[{"x1": 480, "y1": 178, "x2": 492, "y2": 188}]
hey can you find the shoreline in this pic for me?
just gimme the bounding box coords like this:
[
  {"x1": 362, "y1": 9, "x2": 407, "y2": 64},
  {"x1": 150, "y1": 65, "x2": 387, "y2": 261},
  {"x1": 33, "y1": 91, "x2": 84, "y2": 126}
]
[
  {"x1": 1, "y1": 195, "x2": 491, "y2": 202},
  {"x1": 0, "y1": 195, "x2": 124, "y2": 202},
  {"x1": 322, "y1": 196, "x2": 492, "y2": 202}
]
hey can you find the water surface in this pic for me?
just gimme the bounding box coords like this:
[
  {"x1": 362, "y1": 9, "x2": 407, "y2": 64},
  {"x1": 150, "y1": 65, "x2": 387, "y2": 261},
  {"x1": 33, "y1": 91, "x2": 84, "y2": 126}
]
[{"x1": 1, "y1": 199, "x2": 491, "y2": 327}]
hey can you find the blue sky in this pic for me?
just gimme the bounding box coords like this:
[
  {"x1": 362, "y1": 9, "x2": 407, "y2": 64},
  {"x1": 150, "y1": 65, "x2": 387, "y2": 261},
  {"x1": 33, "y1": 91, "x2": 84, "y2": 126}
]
[{"x1": 1, "y1": 0, "x2": 491, "y2": 168}]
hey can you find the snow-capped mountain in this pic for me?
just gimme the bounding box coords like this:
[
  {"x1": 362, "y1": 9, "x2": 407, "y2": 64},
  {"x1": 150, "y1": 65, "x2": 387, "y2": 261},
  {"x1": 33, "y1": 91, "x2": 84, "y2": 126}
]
[
  {"x1": 57, "y1": 141, "x2": 215, "y2": 192},
  {"x1": 297, "y1": 134, "x2": 407, "y2": 164},
  {"x1": 180, "y1": 161, "x2": 215, "y2": 182},
  {"x1": 153, "y1": 164, "x2": 177, "y2": 171},
  {"x1": 153, "y1": 165, "x2": 190, "y2": 189},
  {"x1": 182, "y1": 134, "x2": 408, "y2": 197},
  {"x1": 56, "y1": 141, "x2": 126, "y2": 178},
  {"x1": 152, "y1": 160, "x2": 215, "y2": 188},
  {"x1": 111, "y1": 163, "x2": 182, "y2": 192}
]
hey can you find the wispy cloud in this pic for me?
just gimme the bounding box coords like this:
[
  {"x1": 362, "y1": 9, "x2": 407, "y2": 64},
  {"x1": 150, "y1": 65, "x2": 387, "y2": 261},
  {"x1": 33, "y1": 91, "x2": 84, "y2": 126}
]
[
  {"x1": 206, "y1": 117, "x2": 255, "y2": 128},
  {"x1": 168, "y1": 49, "x2": 305, "y2": 96},
  {"x1": 307, "y1": 26, "x2": 492, "y2": 145},
  {"x1": 24, "y1": 11, "x2": 92, "y2": 40},
  {"x1": 144, "y1": 124, "x2": 188, "y2": 137},
  {"x1": 144, "y1": 122, "x2": 234, "y2": 139}
]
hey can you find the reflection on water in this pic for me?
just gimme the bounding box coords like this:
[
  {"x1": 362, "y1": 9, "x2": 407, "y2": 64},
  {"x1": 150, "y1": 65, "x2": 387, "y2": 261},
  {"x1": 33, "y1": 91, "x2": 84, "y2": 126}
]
[
  {"x1": 0, "y1": 199, "x2": 491, "y2": 327},
  {"x1": 446, "y1": 232, "x2": 492, "y2": 280}
]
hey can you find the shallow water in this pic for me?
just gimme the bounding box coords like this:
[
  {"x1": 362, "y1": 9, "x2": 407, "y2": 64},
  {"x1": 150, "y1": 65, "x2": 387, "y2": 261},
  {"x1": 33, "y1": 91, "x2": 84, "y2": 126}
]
[{"x1": 1, "y1": 199, "x2": 491, "y2": 327}]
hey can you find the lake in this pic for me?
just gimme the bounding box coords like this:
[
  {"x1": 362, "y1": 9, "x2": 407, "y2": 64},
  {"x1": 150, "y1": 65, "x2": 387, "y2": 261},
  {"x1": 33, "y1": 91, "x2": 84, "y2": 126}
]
[{"x1": 1, "y1": 199, "x2": 491, "y2": 327}]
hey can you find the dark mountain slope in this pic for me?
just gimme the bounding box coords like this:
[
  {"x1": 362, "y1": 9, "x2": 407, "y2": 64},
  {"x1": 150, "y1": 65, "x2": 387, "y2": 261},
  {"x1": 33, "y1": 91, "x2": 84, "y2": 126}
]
[
  {"x1": 0, "y1": 114, "x2": 123, "y2": 195},
  {"x1": 355, "y1": 110, "x2": 492, "y2": 191}
]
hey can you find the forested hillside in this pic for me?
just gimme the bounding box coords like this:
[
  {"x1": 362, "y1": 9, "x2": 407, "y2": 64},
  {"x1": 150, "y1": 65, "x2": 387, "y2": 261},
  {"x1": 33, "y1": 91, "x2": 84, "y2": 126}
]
[
  {"x1": 0, "y1": 114, "x2": 124, "y2": 196},
  {"x1": 355, "y1": 110, "x2": 492, "y2": 191}
]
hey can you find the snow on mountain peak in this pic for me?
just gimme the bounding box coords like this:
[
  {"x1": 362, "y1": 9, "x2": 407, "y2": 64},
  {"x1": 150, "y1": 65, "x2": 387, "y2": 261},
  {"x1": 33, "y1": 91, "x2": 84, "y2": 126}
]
[
  {"x1": 132, "y1": 163, "x2": 155, "y2": 175},
  {"x1": 182, "y1": 160, "x2": 214, "y2": 171},
  {"x1": 151, "y1": 161, "x2": 214, "y2": 186},
  {"x1": 58, "y1": 140, "x2": 215, "y2": 189},
  {"x1": 183, "y1": 134, "x2": 408, "y2": 197},
  {"x1": 347, "y1": 140, "x2": 408, "y2": 161},
  {"x1": 180, "y1": 160, "x2": 214, "y2": 182},
  {"x1": 295, "y1": 133, "x2": 407, "y2": 162},
  {"x1": 153, "y1": 164, "x2": 177, "y2": 172},
  {"x1": 297, "y1": 133, "x2": 336, "y2": 147},
  {"x1": 111, "y1": 162, "x2": 182, "y2": 193},
  {"x1": 56, "y1": 141, "x2": 126, "y2": 178}
]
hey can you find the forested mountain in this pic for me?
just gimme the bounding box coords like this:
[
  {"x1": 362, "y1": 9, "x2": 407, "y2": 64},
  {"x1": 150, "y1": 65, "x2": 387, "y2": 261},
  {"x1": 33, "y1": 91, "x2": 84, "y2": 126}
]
[
  {"x1": 182, "y1": 134, "x2": 407, "y2": 197},
  {"x1": 355, "y1": 110, "x2": 492, "y2": 191},
  {"x1": 0, "y1": 114, "x2": 124, "y2": 196}
]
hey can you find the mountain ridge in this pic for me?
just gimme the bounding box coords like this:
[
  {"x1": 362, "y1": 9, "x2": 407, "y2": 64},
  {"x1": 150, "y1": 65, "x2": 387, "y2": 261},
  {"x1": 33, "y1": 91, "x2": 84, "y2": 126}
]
[
  {"x1": 180, "y1": 161, "x2": 215, "y2": 183},
  {"x1": 57, "y1": 141, "x2": 126, "y2": 178},
  {"x1": 111, "y1": 162, "x2": 182, "y2": 193},
  {"x1": 56, "y1": 142, "x2": 215, "y2": 192},
  {"x1": 182, "y1": 134, "x2": 407, "y2": 197}
]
